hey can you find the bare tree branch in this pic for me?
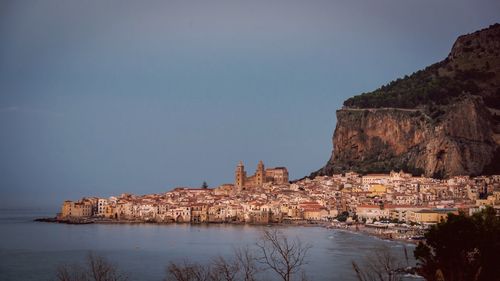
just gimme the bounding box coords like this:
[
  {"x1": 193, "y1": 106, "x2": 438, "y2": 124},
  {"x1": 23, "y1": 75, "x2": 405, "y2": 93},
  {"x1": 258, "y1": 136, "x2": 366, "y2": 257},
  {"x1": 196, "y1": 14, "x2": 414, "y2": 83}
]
[
  {"x1": 165, "y1": 260, "x2": 212, "y2": 281},
  {"x1": 234, "y1": 246, "x2": 257, "y2": 281},
  {"x1": 351, "y1": 246, "x2": 404, "y2": 281},
  {"x1": 166, "y1": 230, "x2": 310, "y2": 281},
  {"x1": 55, "y1": 252, "x2": 128, "y2": 281},
  {"x1": 211, "y1": 256, "x2": 240, "y2": 281},
  {"x1": 255, "y1": 229, "x2": 311, "y2": 281}
]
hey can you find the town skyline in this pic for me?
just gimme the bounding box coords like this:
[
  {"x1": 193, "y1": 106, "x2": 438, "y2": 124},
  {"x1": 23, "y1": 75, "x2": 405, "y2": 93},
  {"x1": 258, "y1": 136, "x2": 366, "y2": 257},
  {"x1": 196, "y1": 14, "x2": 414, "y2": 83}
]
[{"x1": 58, "y1": 164, "x2": 500, "y2": 234}]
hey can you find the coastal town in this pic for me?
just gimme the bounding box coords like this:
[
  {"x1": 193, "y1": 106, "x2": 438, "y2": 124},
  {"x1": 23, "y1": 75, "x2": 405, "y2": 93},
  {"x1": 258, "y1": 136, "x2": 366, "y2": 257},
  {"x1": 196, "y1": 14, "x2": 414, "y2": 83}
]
[{"x1": 56, "y1": 161, "x2": 500, "y2": 239}]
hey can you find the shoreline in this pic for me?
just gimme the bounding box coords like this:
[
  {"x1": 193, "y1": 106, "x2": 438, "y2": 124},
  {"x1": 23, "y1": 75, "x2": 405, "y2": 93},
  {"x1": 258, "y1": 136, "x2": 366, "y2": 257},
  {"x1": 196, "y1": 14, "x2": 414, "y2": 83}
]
[
  {"x1": 34, "y1": 217, "x2": 423, "y2": 244},
  {"x1": 34, "y1": 217, "x2": 326, "y2": 227},
  {"x1": 326, "y1": 223, "x2": 422, "y2": 245}
]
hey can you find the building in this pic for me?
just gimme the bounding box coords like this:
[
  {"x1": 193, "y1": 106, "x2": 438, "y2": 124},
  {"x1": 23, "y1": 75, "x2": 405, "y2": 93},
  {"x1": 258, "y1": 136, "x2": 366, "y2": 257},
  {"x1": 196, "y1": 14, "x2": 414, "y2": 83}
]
[
  {"x1": 234, "y1": 161, "x2": 289, "y2": 191},
  {"x1": 265, "y1": 167, "x2": 289, "y2": 185},
  {"x1": 191, "y1": 204, "x2": 209, "y2": 223},
  {"x1": 59, "y1": 200, "x2": 93, "y2": 219},
  {"x1": 385, "y1": 205, "x2": 424, "y2": 222},
  {"x1": 97, "y1": 198, "x2": 109, "y2": 216},
  {"x1": 389, "y1": 170, "x2": 412, "y2": 181},
  {"x1": 168, "y1": 207, "x2": 191, "y2": 222},
  {"x1": 362, "y1": 174, "x2": 389, "y2": 185},
  {"x1": 60, "y1": 201, "x2": 73, "y2": 218},
  {"x1": 408, "y1": 208, "x2": 458, "y2": 224},
  {"x1": 356, "y1": 204, "x2": 390, "y2": 221},
  {"x1": 300, "y1": 202, "x2": 328, "y2": 221},
  {"x1": 368, "y1": 184, "x2": 387, "y2": 196}
]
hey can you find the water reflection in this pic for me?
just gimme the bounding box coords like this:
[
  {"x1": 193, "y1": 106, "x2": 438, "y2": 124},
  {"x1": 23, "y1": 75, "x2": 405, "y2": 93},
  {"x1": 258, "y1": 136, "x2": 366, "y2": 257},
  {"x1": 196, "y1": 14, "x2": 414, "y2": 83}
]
[{"x1": 0, "y1": 210, "x2": 418, "y2": 281}]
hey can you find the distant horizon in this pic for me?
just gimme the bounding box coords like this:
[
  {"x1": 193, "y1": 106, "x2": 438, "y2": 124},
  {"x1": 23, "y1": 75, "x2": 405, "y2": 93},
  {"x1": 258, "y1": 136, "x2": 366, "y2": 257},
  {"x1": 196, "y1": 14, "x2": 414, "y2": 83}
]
[{"x1": 1, "y1": 0, "x2": 500, "y2": 209}]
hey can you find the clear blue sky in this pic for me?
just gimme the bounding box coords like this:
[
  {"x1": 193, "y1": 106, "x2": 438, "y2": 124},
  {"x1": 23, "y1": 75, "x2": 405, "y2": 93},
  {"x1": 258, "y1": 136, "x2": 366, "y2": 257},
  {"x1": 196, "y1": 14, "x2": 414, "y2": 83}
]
[{"x1": 1, "y1": 0, "x2": 499, "y2": 209}]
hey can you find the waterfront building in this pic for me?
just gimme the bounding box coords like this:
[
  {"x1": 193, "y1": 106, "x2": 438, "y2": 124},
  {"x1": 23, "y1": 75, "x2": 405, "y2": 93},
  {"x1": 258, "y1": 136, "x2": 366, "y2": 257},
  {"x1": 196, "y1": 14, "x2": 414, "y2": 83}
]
[
  {"x1": 190, "y1": 203, "x2": 208, "y2": 223},
  {"x1": 59, "y1": 201, "x2": 73, "y2": 219},
  {"x1": 356, "y1": 204, "x2": 390, "y2": 221},
  {"x1": 408, "y1": 208, "x2": 458, "y2": 224},
  {"x1": 59, "y1": 200, "x2": 93, "y2": 218},
  {"x1": 167, "y1": 207, "x2": 191, "y2": 222},
  {"x1": 97, "y1": 198, "x2": 108, "y2": 216}
]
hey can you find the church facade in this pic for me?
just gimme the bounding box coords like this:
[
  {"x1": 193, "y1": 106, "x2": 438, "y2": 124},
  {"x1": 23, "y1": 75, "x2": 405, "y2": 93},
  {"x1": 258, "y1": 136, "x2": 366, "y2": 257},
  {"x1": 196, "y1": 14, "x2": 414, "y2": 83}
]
[{"x1": 235, "y1": 160, "x2": 289, "y2": 191}]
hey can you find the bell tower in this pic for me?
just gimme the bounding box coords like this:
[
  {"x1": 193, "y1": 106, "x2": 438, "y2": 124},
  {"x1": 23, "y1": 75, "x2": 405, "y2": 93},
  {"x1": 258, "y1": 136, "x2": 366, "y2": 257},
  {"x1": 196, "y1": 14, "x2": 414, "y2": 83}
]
[
  {"x1": 235, "y1": 161, "x2": 246, "y2": 191},
  {"x1": 256, "y1": 160, "x2": 265, "y2": 187}
]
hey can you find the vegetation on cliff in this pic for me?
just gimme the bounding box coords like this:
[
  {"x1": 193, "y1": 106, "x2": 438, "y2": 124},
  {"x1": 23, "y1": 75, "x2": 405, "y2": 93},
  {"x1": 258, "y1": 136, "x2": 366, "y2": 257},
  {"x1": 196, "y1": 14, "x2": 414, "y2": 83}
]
[
  {"x1": 344, "y1": 64, "x2": 494, "y2": 110},
  {"x1": 344, "y1": 23, "x2": 500, "y2": 112}
]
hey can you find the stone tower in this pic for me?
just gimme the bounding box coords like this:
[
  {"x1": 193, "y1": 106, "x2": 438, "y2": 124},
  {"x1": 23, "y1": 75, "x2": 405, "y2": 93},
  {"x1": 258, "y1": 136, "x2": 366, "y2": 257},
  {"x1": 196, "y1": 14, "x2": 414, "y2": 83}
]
[
  {"x1": 256, "y1": 160, "x2": 265, "y2": 187},
  {"x1": 235, "y1": 161, "x2": 246, "y2": 190}
]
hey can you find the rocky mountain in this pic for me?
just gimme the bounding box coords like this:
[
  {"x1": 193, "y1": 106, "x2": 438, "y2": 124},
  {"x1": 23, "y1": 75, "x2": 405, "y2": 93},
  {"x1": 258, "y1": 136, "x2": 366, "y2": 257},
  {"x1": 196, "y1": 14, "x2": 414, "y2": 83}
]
[{"x1": 312, "y1": 24, "x2": 500, "y2": 179}]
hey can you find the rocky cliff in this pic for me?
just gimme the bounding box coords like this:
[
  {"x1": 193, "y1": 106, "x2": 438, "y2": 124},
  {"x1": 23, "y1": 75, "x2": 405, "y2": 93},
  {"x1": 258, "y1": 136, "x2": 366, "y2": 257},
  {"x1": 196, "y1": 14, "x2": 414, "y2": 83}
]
[{"x1": 312, "y1": 24, "x2": 500, "y2": 178}]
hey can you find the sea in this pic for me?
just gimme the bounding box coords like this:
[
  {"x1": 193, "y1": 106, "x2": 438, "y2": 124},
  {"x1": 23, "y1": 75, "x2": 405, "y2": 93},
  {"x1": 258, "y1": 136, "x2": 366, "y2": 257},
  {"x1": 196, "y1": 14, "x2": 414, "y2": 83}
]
[{"x1": 0, "y1": 209, "x2": 422, "y2": 281}]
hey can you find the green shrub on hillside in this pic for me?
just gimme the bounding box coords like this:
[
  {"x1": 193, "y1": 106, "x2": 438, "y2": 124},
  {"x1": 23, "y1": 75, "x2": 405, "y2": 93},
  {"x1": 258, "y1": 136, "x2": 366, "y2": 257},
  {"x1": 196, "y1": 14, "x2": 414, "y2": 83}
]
[{"x1": 343, "y1": 62, "x2": 489, "y2": 109}]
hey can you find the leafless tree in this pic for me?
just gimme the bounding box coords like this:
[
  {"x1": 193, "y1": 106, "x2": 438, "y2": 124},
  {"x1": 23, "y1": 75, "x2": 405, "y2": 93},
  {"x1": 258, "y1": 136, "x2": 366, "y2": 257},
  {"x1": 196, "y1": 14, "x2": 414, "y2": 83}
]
[
  {"x1": 56, "y1": 253, "x2": 128, "y2": 281},
  {"x1": 255, "y1": 228, "x2": 311, "y2": 281},
  {"x1": 166, "y1": 229, "x2": 309, "y2": 281},
  {"x1": 211, "y1": 256, "x2": 240, "y2": 281},
  {"x1": 166, "y1": 260, "x2": 212, "y2": 281},
  {"x1": 56, "y1": 264, "x2": 87, "y2": 281},
  {"x1": 351, "y1": 246, "x2": 406, "y2": 281},
  {"x1": 234, "y1": 246, "x2": 257, "y2": 281},
  {"x1": 165, "y1": 247, "x2": 257, "y2": 281}
]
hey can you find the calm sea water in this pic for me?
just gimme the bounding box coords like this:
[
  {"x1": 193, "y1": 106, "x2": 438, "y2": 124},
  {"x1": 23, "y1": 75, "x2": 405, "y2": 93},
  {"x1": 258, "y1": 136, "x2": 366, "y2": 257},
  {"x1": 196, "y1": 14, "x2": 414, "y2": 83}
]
[{"x1": 0, "y1": 209, "x2": 420, "y2": 281}]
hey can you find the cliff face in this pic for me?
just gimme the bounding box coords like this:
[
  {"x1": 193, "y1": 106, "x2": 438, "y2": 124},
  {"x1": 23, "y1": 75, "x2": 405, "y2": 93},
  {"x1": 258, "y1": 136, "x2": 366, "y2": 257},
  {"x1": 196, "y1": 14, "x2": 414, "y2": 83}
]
[{"x1": 312, "y1": 24, "x2": 500, "y2": 178}]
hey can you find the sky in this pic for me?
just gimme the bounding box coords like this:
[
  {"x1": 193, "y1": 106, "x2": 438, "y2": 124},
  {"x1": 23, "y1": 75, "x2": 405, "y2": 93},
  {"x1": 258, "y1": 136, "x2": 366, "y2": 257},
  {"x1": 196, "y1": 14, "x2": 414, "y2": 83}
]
[{"x1": 1, "y1": 0, "x2": 499, "y2": 210}]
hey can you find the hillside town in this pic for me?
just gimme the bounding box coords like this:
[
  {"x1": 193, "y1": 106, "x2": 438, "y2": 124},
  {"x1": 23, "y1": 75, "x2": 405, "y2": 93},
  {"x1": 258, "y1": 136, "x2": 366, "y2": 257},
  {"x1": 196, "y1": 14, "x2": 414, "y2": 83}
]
[{"x1": 57, "y1": 161, "x2": 500, "y2": 239}]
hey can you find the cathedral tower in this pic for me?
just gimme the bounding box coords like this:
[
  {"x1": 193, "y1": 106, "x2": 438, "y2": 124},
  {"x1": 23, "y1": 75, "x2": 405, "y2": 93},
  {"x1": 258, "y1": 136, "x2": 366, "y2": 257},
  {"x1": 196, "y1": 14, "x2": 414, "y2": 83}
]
[
  {"x1": 235, "y1": 161, "x2": 246, "y2": 191},
  {"x1": 256, "y1": 160, "x2": 265, "y2": 187}
]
